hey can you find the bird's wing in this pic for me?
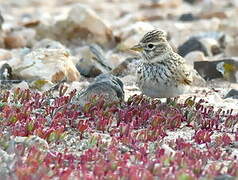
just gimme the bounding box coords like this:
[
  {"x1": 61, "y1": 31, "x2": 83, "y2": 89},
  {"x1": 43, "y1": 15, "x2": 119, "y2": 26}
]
[
  {"x1": 173, "y1": 54, "x2": 193, "y2": 85},
  {"x1": 175, "y1": 54, "x2": 206, "y2": 86}
]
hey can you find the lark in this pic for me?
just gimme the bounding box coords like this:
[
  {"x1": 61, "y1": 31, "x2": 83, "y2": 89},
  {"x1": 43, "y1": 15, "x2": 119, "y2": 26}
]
[{"x1": 130, "y1": 29, "x2": 203, "y2": 98}]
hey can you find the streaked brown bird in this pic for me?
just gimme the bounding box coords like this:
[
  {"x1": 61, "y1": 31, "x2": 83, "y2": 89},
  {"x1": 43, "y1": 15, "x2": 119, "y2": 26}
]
[{"x1": 130, "y1": 29, "x2": 204, "y2": 98}]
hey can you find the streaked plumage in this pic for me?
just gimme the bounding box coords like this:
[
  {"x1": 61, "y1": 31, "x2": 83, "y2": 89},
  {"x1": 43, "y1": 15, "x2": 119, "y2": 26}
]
[{"x1": 131, "y1": 29, "x2": 199, "y2": 98}]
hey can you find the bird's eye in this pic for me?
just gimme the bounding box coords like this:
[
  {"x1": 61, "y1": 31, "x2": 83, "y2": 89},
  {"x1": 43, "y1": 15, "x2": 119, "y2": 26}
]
[{"x1": 147, "y1": 43, "x2": 154, "y2": 49}]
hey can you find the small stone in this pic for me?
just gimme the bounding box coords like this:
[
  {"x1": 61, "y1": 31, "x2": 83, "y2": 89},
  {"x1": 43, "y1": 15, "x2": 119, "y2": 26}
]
[
  {"x1": 76, "y1": 58, "x2": 105, "y2": 78},
  {"x1": 231, "y1": 141, "x2": 238, "y2": 148},
  {"x1": 191, "y1": 68, "x2": 206, "y2": 87},
  {"x1": 14, "y1": 135, "x2": 49, "y2": 150},
  {"x1": 224, "y1": 89, "x2": 238, "y2": 99},
  {"x1": 105, "y1": 52, "x2": 125, "y2": 69},
  {"x1": 179, "y1": 13, "x2": 198, "y2": 21},
  {"x1": 194, "y1": 32, "x2": 226, "y2": 48},
  {"x1": 0, "y1": 148, "x2": 15, "y2": 178},
  {"x1": 75, "y1": 45, "x2": 111, "y2": 77},
  {"x1": 183, "y1": 0, "x2": 197, "y2": 4},
  {"x1": 0, "y1": 63, "x2": 12, "y2": 81}
]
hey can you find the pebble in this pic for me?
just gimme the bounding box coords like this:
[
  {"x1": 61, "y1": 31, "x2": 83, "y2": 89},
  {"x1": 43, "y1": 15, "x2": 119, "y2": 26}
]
[
  {"x1": 75, "y1": 45, "x2": 111, "y2": 77},
  {"x1": 224, "y1": 89, "x2": 238, "y2": 99}
]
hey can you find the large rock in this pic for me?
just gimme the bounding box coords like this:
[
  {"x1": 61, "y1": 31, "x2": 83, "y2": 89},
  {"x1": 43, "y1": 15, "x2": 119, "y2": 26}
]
[
  {"x1": 36, "y1": 4, "x2": 116, "y2": 48},
  {"x1": 194, "y1": 58, "x2": 238, "y2": 82},
  {"x1": 15, "y1": 48, "x2": 80, "y2": 83}
]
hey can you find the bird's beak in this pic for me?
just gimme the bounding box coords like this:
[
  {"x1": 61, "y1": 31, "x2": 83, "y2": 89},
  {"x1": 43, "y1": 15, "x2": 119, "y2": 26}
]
[{"x1": 130, "y1": 44, "x2": 143, "y2": 52}]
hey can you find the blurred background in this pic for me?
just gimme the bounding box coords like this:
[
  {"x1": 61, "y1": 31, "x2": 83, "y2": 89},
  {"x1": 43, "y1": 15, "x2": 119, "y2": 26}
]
[{"x1": 0, "y1": 0, "x2": 238, "y2": 102}]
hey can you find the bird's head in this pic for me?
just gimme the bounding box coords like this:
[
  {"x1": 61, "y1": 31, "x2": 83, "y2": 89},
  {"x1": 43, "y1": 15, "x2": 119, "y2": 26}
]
[{"x1": 130, "y1": 29, "x2": 172, "y2": 61}]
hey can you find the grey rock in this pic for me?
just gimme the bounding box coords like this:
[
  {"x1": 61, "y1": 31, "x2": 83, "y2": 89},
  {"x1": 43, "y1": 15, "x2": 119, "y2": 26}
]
[
  {"x1": 0, "y1": 63, "x2": 12, "y2": 81},
  {"x1": 76, "y1": 59, "x2": 105, "y2": 77},
  {"x1": 178, "y1": 32, "x2": 226, "y2": 57},
  {"x1": 224, "y1": 89, "x2": 238, "y2": 99},
  {"x1": 179, "y1": 13, "x2": 198, "y2": 21},
  {"x1": 76, "y1": 44, "x2": 111, "y2": 77},
  {"x1": 89, "y1": 44, "x2": 112, "y2": 71},
  {"x1": 183, "y1": 0, "x2": 196, "y2": 4},
  {"x1": 178, "y1": 38, "x2": 208, "y2": 57},
  {"x1": 194, "y1": 61, "x2": 223, "y2": 81},
  {"x1": 194, "y1": 58, "x2": 238, "y2": 82}
]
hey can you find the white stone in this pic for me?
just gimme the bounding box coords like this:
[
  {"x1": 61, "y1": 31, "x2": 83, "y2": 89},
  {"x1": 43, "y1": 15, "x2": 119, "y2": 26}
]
[
  {"x1": 15, "y1": 48, "x2": 80, "y2": 82},
  {"x1": 184, "y1": 51, "x2": 206, "y2": 66}
]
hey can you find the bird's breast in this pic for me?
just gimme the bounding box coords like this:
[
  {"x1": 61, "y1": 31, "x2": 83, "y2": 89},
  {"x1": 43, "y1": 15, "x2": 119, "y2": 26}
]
[{"x1": 136, "y1": 62, "x2": 189, "y2": 98}]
